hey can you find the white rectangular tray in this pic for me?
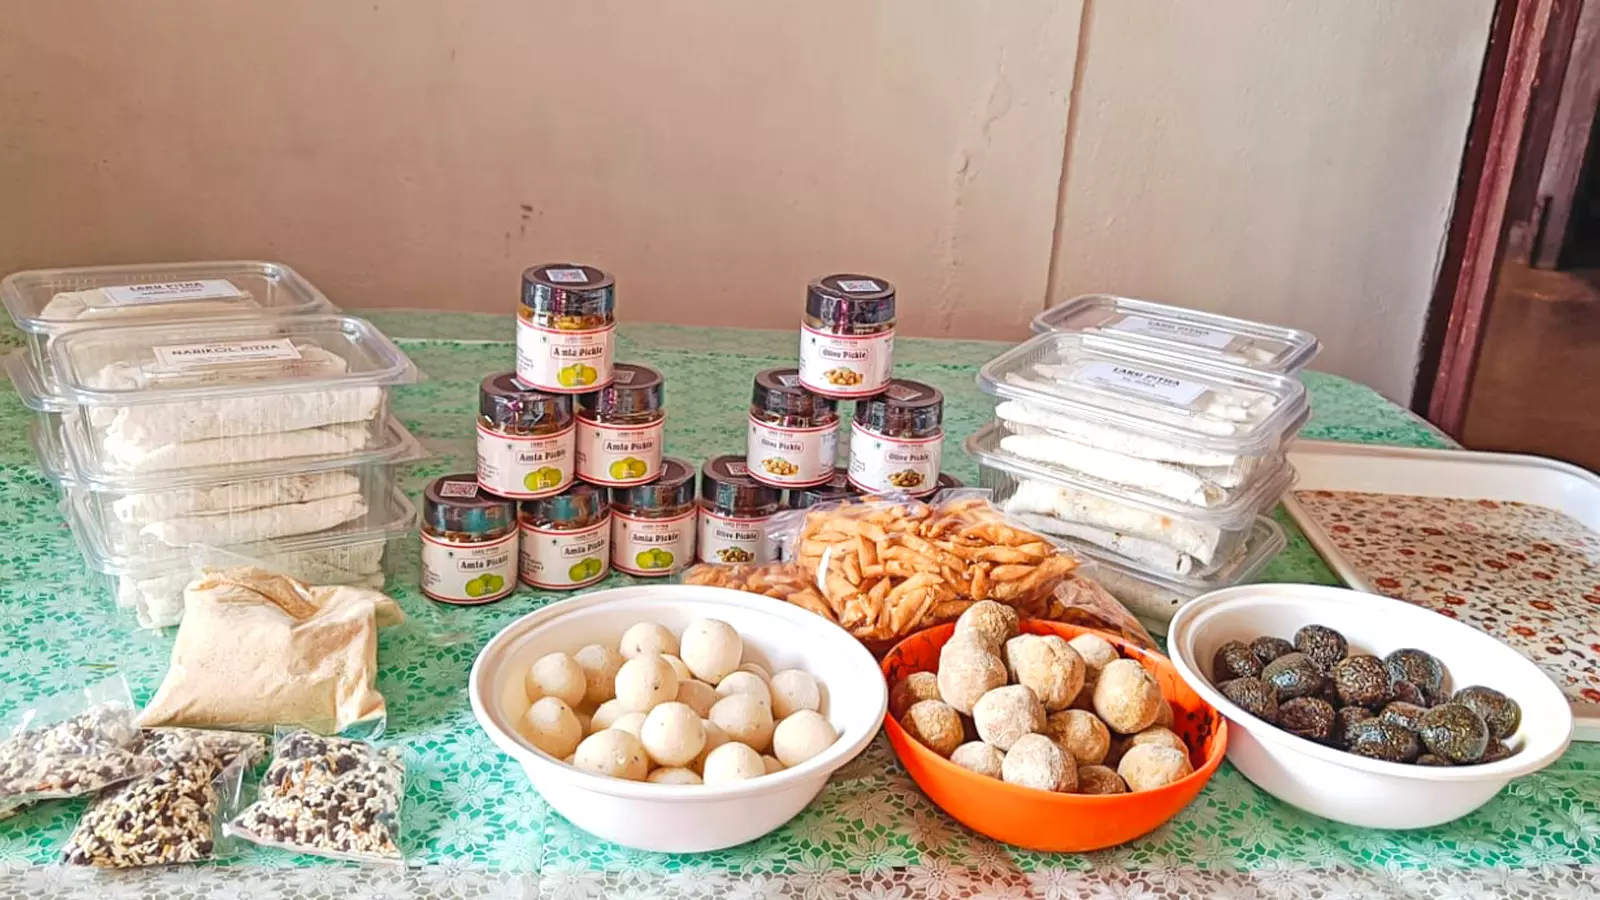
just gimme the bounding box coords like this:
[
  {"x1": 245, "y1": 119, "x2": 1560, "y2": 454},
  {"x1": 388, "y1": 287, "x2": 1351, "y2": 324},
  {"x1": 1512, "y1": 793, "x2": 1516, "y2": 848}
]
[{"x1": 1284, "y1": 439, "x2": 1600, "y2": 742}]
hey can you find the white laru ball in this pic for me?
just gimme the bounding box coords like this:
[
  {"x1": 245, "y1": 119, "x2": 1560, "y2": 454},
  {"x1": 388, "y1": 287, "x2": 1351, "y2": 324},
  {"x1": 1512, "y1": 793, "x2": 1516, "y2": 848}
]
[
  {"x1": 520, "y1": 697, "x2": 583, "y2": 759},
  {"x1": 676, "y1": 680, "x2": 719, "y2": 718},
  {"x1": 574, "y1": 730, "x2": 649, "y2": 780},
  {"x1": 647, "y1": 767, "x2": 702, "y2": 785},
  {"x1": 769, "y1": 669, "x2": 822, "y2": 720},
  {"x1": 589, "y1": 699, "x2": 626, "y2": 734},
  {"x1": 620, "y1": 622, "x2": 680, "y2": 660},
  {"x1": 694, "y1": 719, "x2": 729, "y2": 771},
  {"x1": 709, "y1": 693, "x2": 775, "y2": 752},
  {"x1": 610, "y1": 712, "x2": 647, "y2": 738},
  {"x1": 573, "y1": 644, "x2": 624, "y2": 706},
  {"x1": 614, "y1": 655, "x2": 680, "y2": 713},
  {"x1": 524, "y1": 652, "x2": 587, "y2": 707},
  {"x1": 640, "y1": 701, "x2": 708, "y2": 767},
  {"x1": 772, "y1": 709, "x2": 839, "y2": 768},
  {"x1": 661, "y1": 654, "x2": 694, "y2": 682},
  {"x1": 716, "y1": 671, "x2": 772, "y2": 707},
  {"x1": 762, "y1": 754, "x2": 785, "y2": 774},
  {"x1": 701, "y1": 741, "x2": 765, "y2": 785},
  {"x1": 680, "y1": 619, "x2": 743, "y2": 683}
]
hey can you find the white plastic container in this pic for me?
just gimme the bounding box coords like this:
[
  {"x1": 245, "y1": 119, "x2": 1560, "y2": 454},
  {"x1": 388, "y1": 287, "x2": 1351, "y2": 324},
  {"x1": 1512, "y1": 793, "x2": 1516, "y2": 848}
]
[
  {"x1": 469, "y1": 584, "x2": 887, "y2": 853},
  {"x1": 1030, "y1": 294, "x2": 1321, "y2": 375},
  {"x1": 2, "y1": 261, "x2": 334, "y2": 386},
  {"x1": 1167, "y1": 584, "x2": 1573, "y2": 829}
]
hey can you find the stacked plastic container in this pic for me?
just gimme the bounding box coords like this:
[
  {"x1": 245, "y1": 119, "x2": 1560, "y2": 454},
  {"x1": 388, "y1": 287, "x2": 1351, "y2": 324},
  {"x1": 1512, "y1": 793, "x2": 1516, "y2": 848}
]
[
  {"x1": 967, "y1": 295, "x2": 1321, "y2": 633},
  {"x1": 2, "y1": 262, "x2": 424, "y2": 629}
]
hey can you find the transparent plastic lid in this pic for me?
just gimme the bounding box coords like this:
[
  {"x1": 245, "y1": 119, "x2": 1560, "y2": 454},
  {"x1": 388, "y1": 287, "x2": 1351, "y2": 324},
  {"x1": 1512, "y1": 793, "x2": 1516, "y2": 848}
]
[
  {"x1": 1082, "y1": 515, "x2": 1286, "y2": 594},
  {"x1": 977, "y1": 332, "x2": 1309, "y2": 456},
  {"x1": 964, "y1": 421, "x2": 1293, "y2": 527},
  {"x1": 3, "y1": 261, "x2": 334, "y2": 334},
  {"x1": 32, "y1": 314, "x2": 417, "y2": 408},
  {"x1": 1030, "y1": 295, "x2": 1321, "y2": 375}
]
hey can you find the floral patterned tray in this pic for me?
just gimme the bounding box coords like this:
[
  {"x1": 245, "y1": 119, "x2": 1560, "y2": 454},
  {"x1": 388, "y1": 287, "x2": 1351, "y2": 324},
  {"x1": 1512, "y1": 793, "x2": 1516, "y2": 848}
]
[{"x1": 1284, "y1": 440, "x2": 1600, "y2": 741}]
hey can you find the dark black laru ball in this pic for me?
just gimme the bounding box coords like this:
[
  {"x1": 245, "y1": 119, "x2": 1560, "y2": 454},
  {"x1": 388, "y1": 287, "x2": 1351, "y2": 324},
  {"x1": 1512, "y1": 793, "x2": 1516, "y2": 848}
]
[
  {"x1": 1220, "y1": 677, "x2": 1280, "y2": 723},
  {"x1": 1390, "y1": 680, "x2": 1428, "y2": 707},
  {"x1": 1262, "y1": 652, "x2": 1328, "y2": 701},
  {"x1": 1346, "y1": 719, "x2": 1422, "y2": 763},
  {"x1": 1479, "y1": 740, "x2": 1514, "y2": 764},
  {"x1": 1278, "y1": 697, "x2": 1336, "y2": 743},
  {"x1": 1333, "y1": 705, "x2": 1376, "y2": 747},
  {"x1": 1453, "y1": 685, "x2": 1522, "y2": 741},
  {"x1": 1212, "y1": 640, "x2": 1263, "y2": 681},
  {"x1": 1379, "y1": 701, "x2": 1430, "y2": 733},
  {"x1": 1332, "y1": 655, "x2": 1392, "y2": 710},
  {"x1": 1294, "y1": 625, "x2": 1349, "y2": 673},
  {"x1": 1419, "y1": 703, "x2": 1490, "y2": 764},
  {"x1": 1250, "y1": 636, "x2": 1296, "y2": 667},
  {"x1": 1385, "y1": 649, "x2": 1447, "y2": 705}
]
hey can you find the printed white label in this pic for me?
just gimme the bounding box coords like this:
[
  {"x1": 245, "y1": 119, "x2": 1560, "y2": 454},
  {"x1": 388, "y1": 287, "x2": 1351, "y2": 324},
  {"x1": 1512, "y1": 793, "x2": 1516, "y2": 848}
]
[
  {"x1": 612, "y1": 510, "x2": 696, "y2": 577},
  {"x1": 151, "y1": 338, "x2": 302, "y2": 368},
  {"x1": 544, "y1": 268, "x2": 591, "y2": 284},
  {"x1": 698, "y1": 509, "x2": 773, "y2": 565},
  {"x1": 439, "y1": 480, "x2": 481, "y2": 499},
  {"x1": 1107, "y1": 314, "x2": 1234, "y2": 350},
  {"x1": 516, "y1": 318, "x2": 615, "y2": 392},
  {"x1": 847, "y1": 422, "x2": 943, "y2": 496},
  {"x1": 476, "y1": 423, "x2": 575, "y2": 498},
  {"x1": 101, "y1": 279, "x2": 246, "y2": 307},
  {"x1": 421, "y1": 531, "x2": 518, "y2": 604},
  {"x1": 576, "y1": 418, "x2": 664, "y2": 485},
  {"x1": 747, "y1": 414, "x2": 838, "y2": 487},
  {"x1": 835, "y1": 279, "x2": 882, "y2": 293},
  {"x1": 1073, "y1": 361, "x2": 1209, "y2": 407},
  {"x1": 520, "y1": 518, "x2": 610, "y2": 589},
  {"x1": 798, "y1": 323, "x2": 894, "y2": 397}
]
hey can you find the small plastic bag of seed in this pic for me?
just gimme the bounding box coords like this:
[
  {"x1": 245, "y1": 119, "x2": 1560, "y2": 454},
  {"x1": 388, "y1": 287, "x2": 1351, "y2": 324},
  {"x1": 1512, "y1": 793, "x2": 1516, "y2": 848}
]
[
  {"x1": 225, "y1": 729, "x2": 406, "y2": 864},
  {"x1": 61, "y1": 728, "x2": 268, "y2": 869},
  {"x1": 0, "y1": 674, "x2": 159, "y2": 805}
]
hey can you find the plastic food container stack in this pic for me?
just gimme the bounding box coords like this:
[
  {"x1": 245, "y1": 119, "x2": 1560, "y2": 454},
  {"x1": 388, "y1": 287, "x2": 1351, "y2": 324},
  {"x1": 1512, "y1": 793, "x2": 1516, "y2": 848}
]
[
  {"x1": 969, "y1": 323, "x2": 1314, "y2": 633},
  {"x1": 2, "y1": 262, "x2": 426, "y2": 627}
]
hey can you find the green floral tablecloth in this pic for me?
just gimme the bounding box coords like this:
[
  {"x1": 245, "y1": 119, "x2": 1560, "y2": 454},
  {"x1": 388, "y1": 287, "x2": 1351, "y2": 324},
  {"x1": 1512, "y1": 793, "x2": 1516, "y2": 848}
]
[{"x1": 1, "y1": 313, "x2": 1596, "y2": 899}]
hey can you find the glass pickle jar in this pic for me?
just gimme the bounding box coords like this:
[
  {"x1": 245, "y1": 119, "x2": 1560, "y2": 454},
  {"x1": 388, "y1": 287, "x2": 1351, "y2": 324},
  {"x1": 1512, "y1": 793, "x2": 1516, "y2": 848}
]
[
  {"x1": 786, "y1": 467, "x2": 858, "y2": 510},
  {"x1": 519, "y1": 483, "x2": 611, "y2": 590},
  {"x1": 746, "y1": 367, "x2": 839, "y2": 489},
  {"x1": 576, "y1": 363, "x2": 665, "y2": 486},
  {"x1": 798, "y1": 274, "x2": 896, "y2": 398},
  {"x1": 516, "y1": 263, "x2": 616, "y2": 393},
  {"x1": 477, "y1": 372, "x2": 575, "y2": 499},
  {"x1": 848, "y1": 379, "x2": 945, "y2": 497},
  {"x1": 421, "y1": 474, "x2": 518, "y2": 605},
  {"x1": 698, "y1": 455, "x2": 782, "y2": 565},
  {"x1": 610, "y1": 457, "x2": 696, "y2": 577}
]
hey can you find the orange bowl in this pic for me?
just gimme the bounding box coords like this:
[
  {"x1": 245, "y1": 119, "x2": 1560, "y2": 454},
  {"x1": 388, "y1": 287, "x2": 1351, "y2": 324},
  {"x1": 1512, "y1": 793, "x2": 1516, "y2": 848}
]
[{"x1": 881, "y1": 620, "x2": 1227, "y2": 852}]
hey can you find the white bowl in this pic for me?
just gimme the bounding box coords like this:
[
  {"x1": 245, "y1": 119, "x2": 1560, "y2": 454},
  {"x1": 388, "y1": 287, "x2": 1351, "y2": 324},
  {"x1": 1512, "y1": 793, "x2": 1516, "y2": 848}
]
[
  {"x1": 1168, "y1": 584, "x2": 1573, "y2": 829},
  {"x1": 469, "y1": 584, "x2": 887, "y2": 853}
]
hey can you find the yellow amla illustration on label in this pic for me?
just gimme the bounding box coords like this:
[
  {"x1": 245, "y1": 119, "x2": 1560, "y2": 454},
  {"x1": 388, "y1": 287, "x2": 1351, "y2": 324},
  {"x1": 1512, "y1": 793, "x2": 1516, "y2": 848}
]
[
  {"x1": 566, "y1": 557, "x2": 605, "y2": 582},
  {"x1": 633, "y1": 548, "x2": 675, "y2": 570},
  {"x1": 557, "y1": 363, "x2": 599, "y2": 388},
  {"x1": 608, "y1": 457, "x2": 650, "y2": 480},
  {"x1": 522, "y1": 466, "x2": 565, "y2": 491},
  {"x1": 464, "y1": 572, "x2": 507, "y2": 598}
]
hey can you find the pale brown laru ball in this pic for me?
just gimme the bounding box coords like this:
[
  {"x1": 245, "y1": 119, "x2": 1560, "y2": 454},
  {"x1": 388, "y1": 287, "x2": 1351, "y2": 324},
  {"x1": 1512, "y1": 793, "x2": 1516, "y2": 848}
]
[
  {"x1": 900, "y1": 699, "x2": 965, "y2": 757},
  {"x1": 954, "y1": 600, "x2": 1019, "y2": 652},
  {"x1": 1092, "y1": 659, "x2": 1166, "y2": 735},
  {"x1": 972, "y1": 684, "x2": 1045, "y2": 751},
  {"x1": 1117, "y1": 743, "x2": 1193, "y2": 792},
  {"x1": 937, "y1": 641, "x2": 1008, "y2": 715},
  {"x1": 1126, "y1": 726, "x2": 1189, "y2": 757},
  {"x1": 890, "y1": 671, "x2": 943, "y2": 719},
  {"x1": 1001, "y1": 733, "x2": 1077, "y2": 792},
  {"x1": 1004, "y1": 634, "x2": 1086, "y2": 712},
  {"x1": 1068, "y1": 633, "x2": 1120, "y2": 672},
  {"x1": 949, "y1": 741, "x2": 1005, "y2": 779},
  {"x1": 1076, "y1": 764, "x2": 1128, "y2": 795},
  {"x1": 1044, "y1": 709, "x2": 1110, "y2": 766}
]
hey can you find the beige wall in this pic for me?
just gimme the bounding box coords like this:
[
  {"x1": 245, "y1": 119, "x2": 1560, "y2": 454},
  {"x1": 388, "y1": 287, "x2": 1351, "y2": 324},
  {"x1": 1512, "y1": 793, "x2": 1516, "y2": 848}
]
[{"x1": 0, "y1": 1, "x2": 1492, "y2": 401}]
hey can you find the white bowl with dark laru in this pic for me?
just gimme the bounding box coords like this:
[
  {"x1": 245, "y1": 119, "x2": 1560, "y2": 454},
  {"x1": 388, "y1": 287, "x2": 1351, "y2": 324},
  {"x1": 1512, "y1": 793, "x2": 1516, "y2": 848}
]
[
  {"x1": 469, "y1": 584, "x2": 886, "y2": 853},
  {"x1": 1167, "y1": 584, "x2": 1572, "y2": 829}
]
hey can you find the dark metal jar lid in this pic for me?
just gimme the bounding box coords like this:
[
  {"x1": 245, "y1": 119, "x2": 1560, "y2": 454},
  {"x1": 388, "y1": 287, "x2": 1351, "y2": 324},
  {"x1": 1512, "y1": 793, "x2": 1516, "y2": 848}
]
[
  {"x1": 610, "y1": 457, "x2": 696, "y2": 512},
  {"x1": 521, "y1": 482, "x2": 610, "y2": 529},
  {"x1": 787, "y1": 467, "x2": 859, "y2": 509},
  {"x1": 853, "y1": 379, "x2": 944, "y2": 437},
  {"x1": 700, "y1": 455, "x2": 782, "y2": 514},
  {"x1": 578, "y1": 363, "x2": 664, "y2": 419},
  {"x1": 935, "y1": 472, "x2": 963, "y2": 491},
  {"x1": 806, "y1": 274, "x2": 896, "y2": 330},
  {"x1": 750, "y1": 368, "x2": 838, "y2": 423},
  {"x1": 481, "y1": 372, "x2": 575, "y2": 431},
  {"x1": 424, "y1": 474, "x2": 517, "y2": 535},
  {"x1": 521, "y1": 263, "x2": 617, "y2": 318}
]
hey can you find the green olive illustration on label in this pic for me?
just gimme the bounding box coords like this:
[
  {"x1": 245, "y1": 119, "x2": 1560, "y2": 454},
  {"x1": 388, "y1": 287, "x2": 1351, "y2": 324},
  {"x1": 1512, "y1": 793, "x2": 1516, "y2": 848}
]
[
  {"x1": 523, "y1": 466, "x2": 563, "y2": 491},
  {"x1": 557, "y1": 363, "x2": 598, "y2": 388},
  {"x1": 567, "y1": 557, "x2": 604, "y2": 582},
  {"x1": 634, "y1": 548, "x2": 674, "y2": 570},
  {"x1": 608, "y1": 457, "x2": 649, "y2": 480}
]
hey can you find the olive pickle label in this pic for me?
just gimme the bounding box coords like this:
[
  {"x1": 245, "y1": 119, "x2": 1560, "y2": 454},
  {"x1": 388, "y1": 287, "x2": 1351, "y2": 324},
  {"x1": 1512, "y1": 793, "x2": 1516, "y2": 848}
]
[
  {"x1": 612, "y1": 509, "x2": 695, "y2": 577},
  {"x1": 520, "y1": 518, "x2": 610, "y2": 589},
  {"x1": 421, "y1": 530, "x2": 518, "y2": 605},
  {"x1": 847, "y1": 422, "x2": 943, "y2": 496},
  {"x1": 746, "y1": 414, "x2": 837, "y2": 487},
  {"x1": 476, "y1": 422, "x2": 575, "y2": 499},
  {"x1": 798, "y1": 323, "x2": 894, "y2": 397},
  {"x1": 575, "y1": 418, "x2": 664, "y2": 486},
  {"x1": 697, "y1": 509, "x2": 772, "y2": 565},
  {"x1": 516, "y1": 318, "x2": 615, "y2": 393}
]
